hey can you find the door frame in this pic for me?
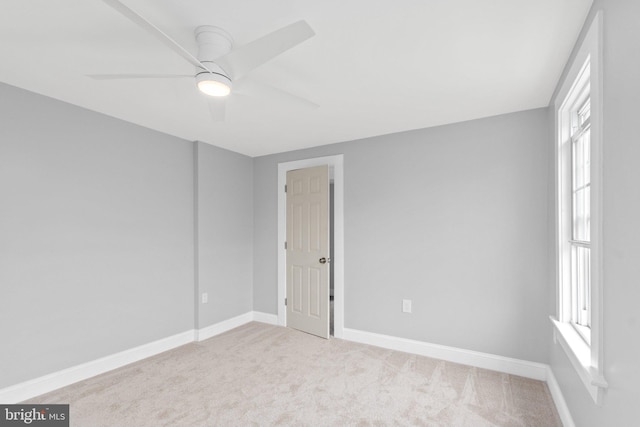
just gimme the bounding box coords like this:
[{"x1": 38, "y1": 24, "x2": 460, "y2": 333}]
[{"x1": 277, "y1": 155, "x2": 344, "y2": 338}]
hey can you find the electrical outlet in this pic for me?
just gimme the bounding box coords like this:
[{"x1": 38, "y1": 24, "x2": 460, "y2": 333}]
[
  {"x1": 402, "y1": 299, "x2": 412, "y2": 313},
  {"x1": 202, "y1": 292, "x2": 208, "y2": 304}
]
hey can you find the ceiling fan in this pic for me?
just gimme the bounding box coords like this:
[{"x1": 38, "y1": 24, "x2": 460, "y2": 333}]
[{"x1": 91, "y1": 0, "x2": 317, "y2": 121}]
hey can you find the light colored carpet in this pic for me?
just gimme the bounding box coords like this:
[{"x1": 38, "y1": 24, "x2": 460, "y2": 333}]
[{"x1": 26, "y1": 322, "x2": 561, "y2": 426}]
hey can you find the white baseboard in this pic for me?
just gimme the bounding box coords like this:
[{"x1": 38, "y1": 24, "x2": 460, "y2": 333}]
[
  {"x1": 546, "y1": 366, "x2": 576, "y2": 427},
  {"x1": 252, "y1": 311, "x2": 278, "y2": 325},
  {"x1": 196, "y1": 312, "x2": 254, "y2": 342},
  {"x1": 1, "y1": 316, "x2": 574, "y2": 427},
  {"x1": 0, "y1": 310, "x2": 275, "y2": 403},
  {"x1": 196, "y1": 311, "x2": 278, "y2": 342},
  {"x1": 342, "y1": 328, "x2": 548, "y2": 380},
  {"x1": 0, "y1": 329, "x2": 195, "y2": 404},
  {"x1": 342, "y1": 328, "x2": 575, "y2": 426}
]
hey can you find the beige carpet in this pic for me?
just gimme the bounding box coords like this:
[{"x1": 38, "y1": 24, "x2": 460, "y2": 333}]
[{"x1": 26, "y1": 322, "x2": 561, "y2": 426}]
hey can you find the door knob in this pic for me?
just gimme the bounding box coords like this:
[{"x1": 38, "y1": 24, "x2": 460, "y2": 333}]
[{"x1": 319, "y1": 257, "x2": 327, "y2": 264}]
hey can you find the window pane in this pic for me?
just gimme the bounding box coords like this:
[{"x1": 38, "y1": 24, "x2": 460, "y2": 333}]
[
  {"x1": 585, "y1": 185, "x2": 591, "y2": 241},
  {"x1": 572, "y1": 129, "x2": 591, "y2": 242},
  {"x1": 571, "y1": 245, "x2": 591, "y2": 328},
  {"x1": 573, "y1": 187, "x2": 590, "y2": 241},
  {"x1": 584, "y1": 131, "x2": 591, "y2": 183},
  {"x1": 578, "y1": 98, "x2": 591, "y2": 127}
]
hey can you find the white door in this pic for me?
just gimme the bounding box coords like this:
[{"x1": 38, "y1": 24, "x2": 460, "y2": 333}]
[{"x1": 286, "y1": 165, "x2": 330, "y2": 339}]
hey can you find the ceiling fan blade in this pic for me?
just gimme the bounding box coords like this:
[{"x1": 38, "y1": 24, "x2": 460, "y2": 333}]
[
  {"x1": 234, "y1": 79, "x2": 319, "y2": 110},
  {"x1": 217, "y1": 20, "x2": 315, "y2": 80},
  {"x1": 101, "y1": 0, "x2": 213, "y2": 74},
  {"x1": 207, "y1": 98, "x2": 226, "y2": 122},
  {"x1": 87, "y1": 74, "x2": 192, "y2": 80}
]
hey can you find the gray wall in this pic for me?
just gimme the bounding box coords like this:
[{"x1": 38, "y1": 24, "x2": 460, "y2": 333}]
[
  {"x1": 548, "y1": 2, "x2": 640, "y2": 425},
  {"x1": 254, "y1": 108, "x2": 551, "y2": 363},
  {"x1": 0, "y1": 83, "x2": 255, "y2": 390},
  {"x1": 195, "y1": 142, "x2": 253, "y2": 328},
  {"x1": 0, "y1": 83, "x2": 195, "y2": 388}
]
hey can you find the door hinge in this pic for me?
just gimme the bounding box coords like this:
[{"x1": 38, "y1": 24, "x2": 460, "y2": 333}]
[
  {"x1": 285, "y1": 298, "x2": 287, "y2": 306},
  {"x1": 284, "y1": 184, "x2": 287, "y2": 193},
  {"x1": 284, "y1": 241, "x2": 287, "y2": 249}
]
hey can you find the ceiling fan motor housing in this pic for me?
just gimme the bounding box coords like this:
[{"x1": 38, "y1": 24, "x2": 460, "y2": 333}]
[{"x1": 195, "y1": 25, "x2": 233, "y2": 82}]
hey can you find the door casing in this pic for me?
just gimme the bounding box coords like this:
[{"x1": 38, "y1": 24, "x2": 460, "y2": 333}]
[{"x1": 277, "y1": 155, "x2": 344, "y2": 338}]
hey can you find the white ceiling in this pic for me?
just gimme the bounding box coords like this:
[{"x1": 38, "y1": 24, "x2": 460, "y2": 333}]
[{"x1": 0, "y1": 0, "x2": 592, "y2": 157}]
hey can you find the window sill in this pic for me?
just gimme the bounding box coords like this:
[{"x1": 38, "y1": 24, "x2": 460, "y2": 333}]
[{"x1": 550, "y1": 316, "x2": 607, "y2": 404}]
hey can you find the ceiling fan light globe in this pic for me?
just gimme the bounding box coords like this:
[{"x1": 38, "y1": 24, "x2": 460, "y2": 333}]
[
  {"x1": 197, "y1": 80, "x2": 231, "y2": 97},
  {"x1": 196, "y1": 71, "x2": 232, "y2": 97}
]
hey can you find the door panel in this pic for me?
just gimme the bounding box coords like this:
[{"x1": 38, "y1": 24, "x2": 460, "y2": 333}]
[
  {"x1": 286, "y1": 165, "x2": 329, "y2": 339},
  {"x1": 292, "y1": 265, "x2": 303, "y2": 313},
  {"x1": 309, "y1": 267, "x2": 321, "y2": 318},
  {"x1": 309, "y1": 201, "x2": 321, "y2": 251}
]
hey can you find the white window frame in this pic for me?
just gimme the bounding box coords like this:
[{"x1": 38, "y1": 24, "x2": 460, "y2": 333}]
[
  {"x1": 569, "y1": 85, "x2": 591, "y2": 343},
  {"x1": 551, "y1": 11, "x2": 607, "y2": 405}
]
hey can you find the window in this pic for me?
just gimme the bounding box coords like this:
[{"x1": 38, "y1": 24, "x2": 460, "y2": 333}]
[
  {"x1": 570, "y1": 91, "x2": 591, "y2": 343},
  {"x1": 552, "y1": 11, "x2": 606, "y2": 405}
]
